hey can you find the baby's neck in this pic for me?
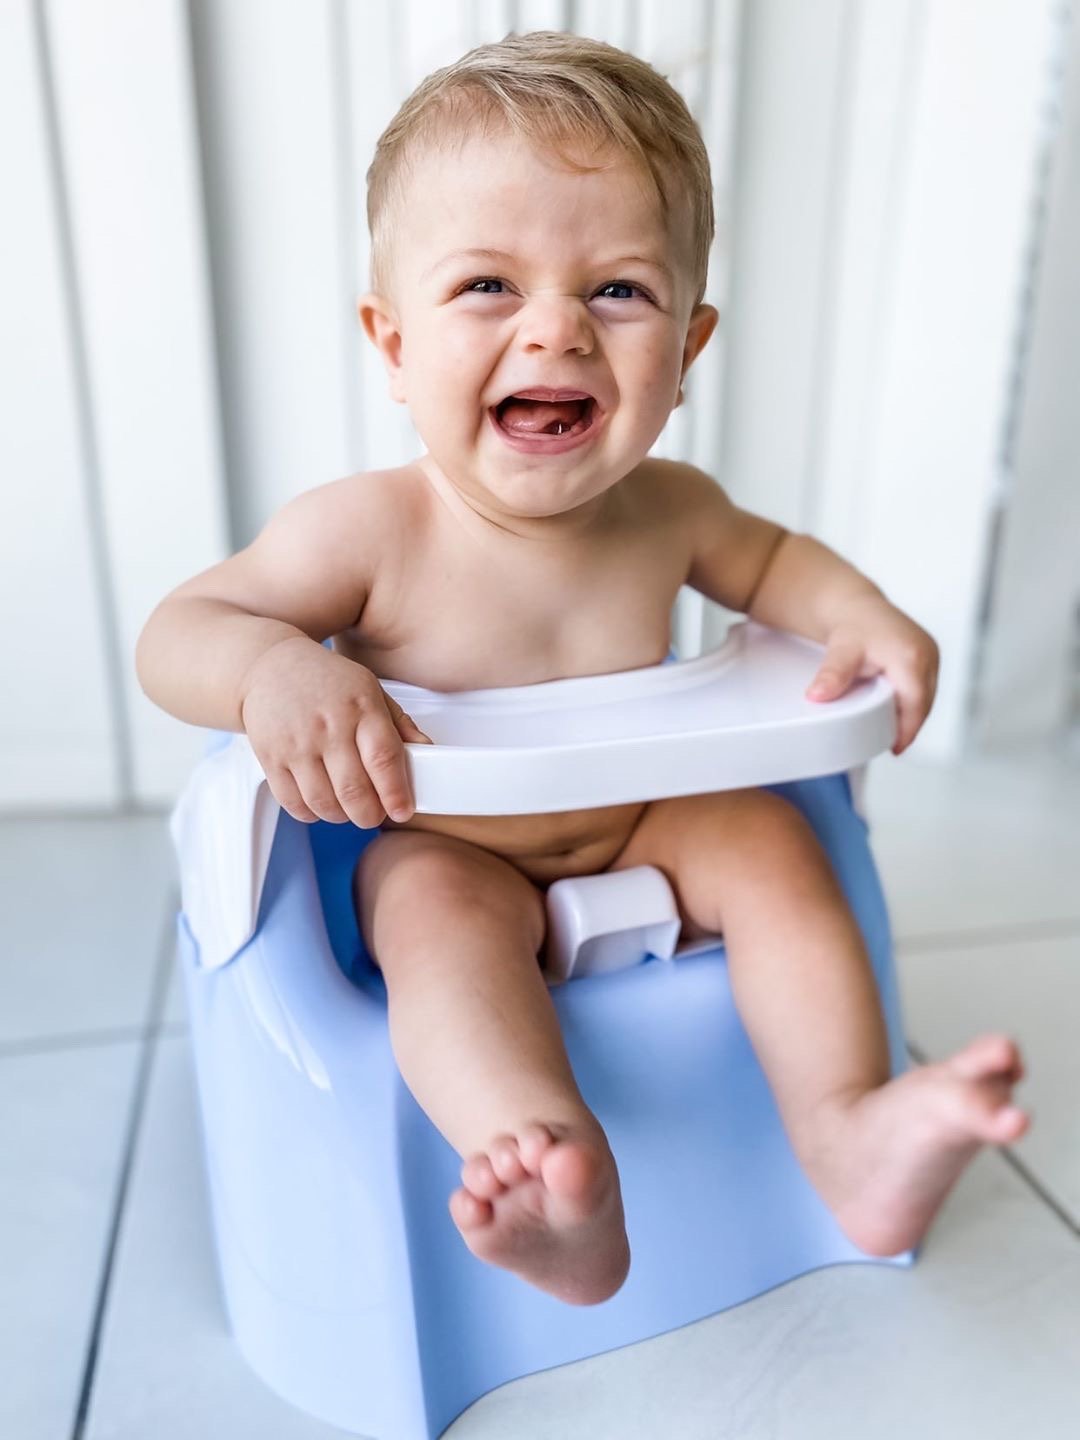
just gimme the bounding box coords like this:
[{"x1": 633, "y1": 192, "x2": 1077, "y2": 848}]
[{"x1": 417, "y1": 455, "x2": 625, "y2": 544}]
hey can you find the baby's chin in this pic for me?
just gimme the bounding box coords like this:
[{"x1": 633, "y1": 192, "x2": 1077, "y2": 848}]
[{"x1": 475, "y1": 468, "x2": 624, "y2": 524}]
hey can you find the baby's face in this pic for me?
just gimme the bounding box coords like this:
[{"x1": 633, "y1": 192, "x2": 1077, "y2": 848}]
[{"x1": 360, "y1": 131, "x2": 716, "y2": 526}]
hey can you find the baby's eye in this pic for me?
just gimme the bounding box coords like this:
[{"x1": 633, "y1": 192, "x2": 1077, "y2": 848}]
[
  {"x1": 595, "y1": 281, "x2": 650, "y2": 302},
  {"x1": 461, "y1": 277, "x2": 506, "y2": 294}
]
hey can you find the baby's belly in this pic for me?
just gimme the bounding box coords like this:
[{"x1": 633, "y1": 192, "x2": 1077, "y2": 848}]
[{"x1": 381, "y1": 803, "x2": 647, "y2": 886}]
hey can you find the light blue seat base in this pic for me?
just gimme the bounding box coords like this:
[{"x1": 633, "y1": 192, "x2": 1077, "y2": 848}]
[{"x1": 179, "y1": 772, "x2": 913, "y2": 1440}]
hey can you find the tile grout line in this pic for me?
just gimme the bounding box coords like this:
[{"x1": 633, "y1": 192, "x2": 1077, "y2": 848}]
[
  {"x1": 992, "y1": 1149, "x2": 1080, "y2": 1242},
  {"x1": 69, "y1": 892, "x2": 180, "y2": 1440},
  {"x1": 0, "y1": 804, "x2": 170, "y2": 821},
  {"x1": 907, "y1": 1040, "x2": 1080, "y2": 1242},
  {"x1": 0, "y1": 1021, "x2": 187, "y2": 1062},
  {"x1": 896, "y1": 914, "x2": 1080, "y2": 954}
]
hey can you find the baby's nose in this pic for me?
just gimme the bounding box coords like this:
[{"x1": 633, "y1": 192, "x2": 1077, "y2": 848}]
[{"x1": 518, "y1": 294, "x2": 594, "y2": 356}]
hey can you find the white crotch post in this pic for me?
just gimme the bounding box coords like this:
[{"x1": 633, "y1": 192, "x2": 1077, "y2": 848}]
[{"x1": 544, "y1": 864, "x2": 688, "y2": 985}]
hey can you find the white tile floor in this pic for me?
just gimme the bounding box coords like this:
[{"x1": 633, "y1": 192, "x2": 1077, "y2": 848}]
[{"x1": 2, "y1": 747, "x2": 1078, "y2": 1440}]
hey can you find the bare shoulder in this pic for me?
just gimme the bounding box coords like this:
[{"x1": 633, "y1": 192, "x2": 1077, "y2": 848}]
[
  {"x1": 168, "y1": 462, "x2": 429, "y2": 638},
  {"x1": 276, "y1": 462, "x2": 428, "y2": 540},
  {"x1": 259, "y1": 461, "x2": 439, "y2": 565},
  {"x1": 620, "y1": 458, "x2": 785, "y2": 611},
  {"x1": 620, "y1": 456, "x2": 730, "y2": 527}
]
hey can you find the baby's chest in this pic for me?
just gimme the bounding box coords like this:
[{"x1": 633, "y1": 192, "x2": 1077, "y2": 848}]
[{"x1": 353, "y1": 532, "x2": 687, "y2": 687}]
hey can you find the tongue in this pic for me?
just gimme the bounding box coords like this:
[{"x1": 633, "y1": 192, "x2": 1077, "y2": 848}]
[{"x1": 498, "y1": 397, "x2": 586, "y2": 435}]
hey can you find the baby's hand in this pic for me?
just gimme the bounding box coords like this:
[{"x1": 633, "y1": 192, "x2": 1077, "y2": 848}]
[
  {"x1": 805, "y1": 595, "x2": 939, "y2": 754},
  {"x1": 240, "y1": 637, "x2": 432, "y2": 826}
]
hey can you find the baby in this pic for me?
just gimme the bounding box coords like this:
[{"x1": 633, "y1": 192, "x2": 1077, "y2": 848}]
[{"x1": 137, "y1": 32, "x2": 1029, "y2": 1307}]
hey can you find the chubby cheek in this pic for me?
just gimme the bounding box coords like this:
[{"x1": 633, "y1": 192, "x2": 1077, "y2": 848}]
[
  {"x1": 407, "y1": 322, "x2": 492, "y2": 435},
  {"x1": 619, "y1": 334, "x2": 682, "y2": 434}
]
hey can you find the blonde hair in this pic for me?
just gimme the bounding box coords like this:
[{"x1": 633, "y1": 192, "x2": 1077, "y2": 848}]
[{"x1": 366, "y1": 30, "x2": 715, "y2": 305}]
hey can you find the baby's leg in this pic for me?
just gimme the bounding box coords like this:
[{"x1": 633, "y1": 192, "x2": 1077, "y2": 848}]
[
  {"x1": 354, "y1": 830, "x2": 629, "y2": 1304},
  {"x1": 610, "y1": 790, "x2": 1029, "y2": 1256}
]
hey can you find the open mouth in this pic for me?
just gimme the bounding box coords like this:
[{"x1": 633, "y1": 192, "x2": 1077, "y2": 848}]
[{"x1": 490, "y1": 391, "x2": 600, "y2": 444}]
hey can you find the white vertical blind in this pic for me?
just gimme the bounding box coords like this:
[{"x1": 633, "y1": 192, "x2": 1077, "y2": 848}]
[
  {"x1": 45, "y1": 0, "x2": 229, "y2": 804},
  {"x1": 718, "y1": 0, "x2": 851, "y2": 531},
  {"x1": 0, "y1": 0, "x2": 117, "y2": 807},
  {"x1": 342, "y1": 0, "x2": 421, "y2": 475},
  {"x1": 721, "y1": 0, "x2": 1063, "y2": 759},
  {"x1": 188, "y1": 0, "x2": 354, "y2": 542},
  {"x1": 840, "y1": 0, "x2": 1061, "y2": 758},
  {"x1": 977, "y1": 8, "x2": 1080, "y2": 744}
]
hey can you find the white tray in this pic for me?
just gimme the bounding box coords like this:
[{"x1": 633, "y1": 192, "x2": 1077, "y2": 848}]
[{"x1": 385, "y1": 621, "x2": 895, "y2": 816}]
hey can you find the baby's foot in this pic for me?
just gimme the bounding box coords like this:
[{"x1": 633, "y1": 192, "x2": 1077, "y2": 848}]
[
  {"x1": 801, "y1": 1033, "x2": 1029, "y2": 1256},
  {"x1": 448, "y1": 1121, "x2": 630, "y2": 1305}
]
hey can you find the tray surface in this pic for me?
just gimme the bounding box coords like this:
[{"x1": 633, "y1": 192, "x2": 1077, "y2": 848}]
[{"x1": 382, "y1": 622, "x2": 895, "y2": 815}]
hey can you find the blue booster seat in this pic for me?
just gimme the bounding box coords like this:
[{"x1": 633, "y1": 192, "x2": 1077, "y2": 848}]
[{"x1": 171, "y1": 624, "x2": 913, "y2": 1440}]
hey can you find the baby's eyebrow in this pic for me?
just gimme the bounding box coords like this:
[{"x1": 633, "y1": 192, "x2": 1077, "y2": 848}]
[
  {"x1": 604, "y1": 254, "x2": 676, "y2": 285},
  {"x1": 422, "y1": 248, "x2": 516, "y2": 281},
  {"x1": 422, "y1": 247, "x2": 675, "y2": 286}
]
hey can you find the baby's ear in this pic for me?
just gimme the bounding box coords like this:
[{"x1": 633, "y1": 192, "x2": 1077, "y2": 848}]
[
  {"x1": 680, "y1": 302, "x2": 720, "y2": 386},
  {"x1": 357, "y1": 292, "x2": 406, "y2": 403}
]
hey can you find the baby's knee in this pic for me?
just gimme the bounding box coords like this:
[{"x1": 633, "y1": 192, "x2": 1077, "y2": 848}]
[
  {"x1": 730, "y1": 789, "x2": 827, "y2": 870},
  {"x1": 676, "y1": 788, "x2": 823, "y2": 885},
  {"x1": 684, "y1": 786, "x2": 810, "y2": 845},
  {"x1": 355, "y1": 831, "x2": 544, "y2": 953},
  {"x1": 742, "y1": 787, "x2": 814, "y2": 837}
]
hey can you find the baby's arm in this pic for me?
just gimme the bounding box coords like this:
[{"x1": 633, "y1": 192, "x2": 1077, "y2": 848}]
[
  {"x1": 136, "y1": 479, "x2": 429, "y2": 824},
  {"x1": 676, "y1": 465, "x2": 939, "y2": 753}
]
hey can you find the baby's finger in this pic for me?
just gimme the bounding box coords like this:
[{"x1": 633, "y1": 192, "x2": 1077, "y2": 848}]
[
  {"x1": 396, "y1": 711, "x2": 434, "y2": 745},
  {"x1": 289, "y1": 757, "x2": 351, "y2": 824},
  {"x1": 264, "y1": 763, "x2": 319, "y2": 824},
  {"x1": 806, "y1": 635, "x2": 865, "y2": 701},
  {"x1": 890, "y1": 679, "x2": 929, "y2": 755},
  {"x1": 355, "y1": 711, "x2": 416, "y2": 822},
  {"x1": 322, "y1": 746, "x2": 385, "y2": 830},
  {"x1": 383, "y1": 691, "x2": 434, "y2": 745}
]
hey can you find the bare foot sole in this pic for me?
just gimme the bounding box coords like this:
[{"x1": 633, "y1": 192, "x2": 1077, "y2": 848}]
[
  {"x1": 448, "y1": 1121, "x2": 630, "y2": 1305},
  {"x1": 802, "y1": 1033, "x2": 1030, "y2": 1257}
]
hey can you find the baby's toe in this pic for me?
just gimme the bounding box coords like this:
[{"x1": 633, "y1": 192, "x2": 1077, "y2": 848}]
[
  {"x1": 951, "y1": 1079, "x2": 1029, "y2": 1144},
  {"x1": 517, "y1": 1123, "x2": 558, "y2": 1176},
  {"x1": 948, "y1": 1033, "x2": 1022, "y2": 1082},
  {"x1": 987, "y1": 1102, "x2": 1030, "y2": 1143},
  {"x1": 540, "y1": 1133, "x2": 605, "y2": 1205},
  {"x1": 489, "y1": 1135, "x2": 529, "y2": 1187},
  {"x1": 449, "y1": 1186, "x2": 493, "y2": 1232},
  {"x1": 460, "y1": 1152, "x2": 505, "y2": 1201}
]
